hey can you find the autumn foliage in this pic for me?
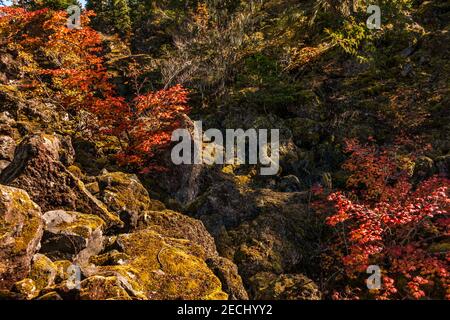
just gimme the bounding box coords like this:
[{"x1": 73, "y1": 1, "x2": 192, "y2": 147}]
[
  {"x1": 314, "y1": 139, "x2": 449, "y2": 300},
  {"x1": 94, "y1": 84, "x2": 190, "y2": 172},
  {"x1": 0, "y1": 7, "x2": 111, "y2": 111},
  {"x1": 1, "y1": 5, "x2": 447, "y2": 301},
  {"x1": 0, "y1": 7, "x2": 189, "y2": 171}
]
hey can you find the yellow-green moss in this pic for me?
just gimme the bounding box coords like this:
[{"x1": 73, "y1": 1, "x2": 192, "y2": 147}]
[
  {"x1": 53, "y1": 260, "x2": 73, "y2": 283},
  {"x1": 12, "y1": 278, "x2": 39, "y2": 300},
  {"x1": 51, "y1": 212, "x2": 105, "y2": 239},
  {"x1": 0, "y1": 186, "x2": 43, "y2": 255},
  {"x1": 85, "y1": 182, "x2": 100, "y2": 195},
  {"x1": 105, "y1": 229, "x2": 228, "y2": 300},
  {"x1": 67, "y1": 165, "x2": 84, "y2": 179},
  {"x1": 79, "y1": 275, "x2": 132, "y2": 300},
  {"x1": 97, "y1": 171, "x2": 166, "y2": 213},
  {"x1": 29, "y1": 254, "x2": 57, "y2": 290},
  {"x1": 89, "y1": 250, "x2": 130, "y2": 266}
]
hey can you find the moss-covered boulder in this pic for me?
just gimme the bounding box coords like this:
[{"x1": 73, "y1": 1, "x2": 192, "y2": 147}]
[
  {"x1": 53, "y1": 260, "x2": 75, "y2": 283},
  {"x1": 91, "y1": 228, "x2": 228, "y2": 300},
  {"x1": 139, "y1": 209, "x2": 217, "y2": 258},
  {"x1": 249, "y1": 272, "x2": 321, "y2": 300},
  {"x1": 85, "y1": 182, "x2": 100, "y2": 195},
  {"x1": 188, "y1": 178, "x2": 322, "y2": 298},
  {"x1": 29, "y1": 254, "x2": 57, "y2": 291},
  {"x1": 0, "y1": 185, "x2": 43, "y2": 290},
  {"x1": 87, "y1": 207, "x2": 248, "y2": 300},
  {"x1": 96, "y1": 171, "x2": 165, "y2": 230},
  {"x1": 230, "y1": 191, "x2": 315, "y2": 280},
  {"x1": 0, "y1": 134, "x2": 122, "y2": 228},
  {"x1": 139, "y1": 209, "x2": 248, "y2": 300},
  {"x1": 40, "y1": 210, "x2": 105, "y2": 263},
  {"x1": 206, "y1": 256, "x2": 249, "y2": 300}
]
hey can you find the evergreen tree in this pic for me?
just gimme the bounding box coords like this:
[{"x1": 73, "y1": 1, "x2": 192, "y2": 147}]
[
  {"x1": 128, "y1": 0, "x2": 152, "y2": 26},
  {"x1": 86, "y1": 0, "x2": 131, "y2": 39},
  {"x1": 86, "y1": 0, "x2": 112, "y2": 31},
  {"x1": 112, "y1": 0, "x2": 132, "y2": 38},
  {"x1": 17, "y1": 0, "x2": 80, "y2": 10}
]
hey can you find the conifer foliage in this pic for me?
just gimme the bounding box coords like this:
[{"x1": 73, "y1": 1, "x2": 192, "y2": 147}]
[{"x1": 86, "y1": 0, "x2": 132, "y2": 38}]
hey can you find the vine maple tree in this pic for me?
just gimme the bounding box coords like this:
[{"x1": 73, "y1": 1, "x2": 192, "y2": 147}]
[
  {"x1": 314, "y1": 139, "x2": 449, "y2": 300},
  {"x1": 0, "y1": 7, "x2": 190, "y2": 171},
  {"x1": 0, "y1": 7, "x2": 114, "y2": 111},
  {"x1": 94, "y1": 84, "x2": 190, "y2": 172}
]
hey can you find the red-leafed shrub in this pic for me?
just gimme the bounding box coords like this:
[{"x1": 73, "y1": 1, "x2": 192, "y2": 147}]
[
  {"x1": 93, "y1": 84, "x2": 190, "y2": 172},
  {"x1": 314, "y1": 139, "x2": 449, "y2": 300},
  {"x1": 0, "y1": 7, "x2": 116, "y2": 112},
  {"x1": 0, "y1": 7, "x2": 190, "y2": 171}
]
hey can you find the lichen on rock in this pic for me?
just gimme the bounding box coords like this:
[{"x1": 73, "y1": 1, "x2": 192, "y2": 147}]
[
  {"x1": 139, "y1": 209, "x2": 218, "y2": 258},
  {"x1": 0, "y1": 185, "x2": 43, "y2": 290},
  {"x1": 0, "y1": 134, "x2": 123, "y2": 228},
  {"x1": 91, "y1": 228, "x2": 228, "y2": 300},
  {"x1": 96, "y1": 171, "x2": 165, "y2": 230},
  {"x1": 29, "y1": 254, "x2": 57, "y2": 291},
  {"x1": 249, "y1": 272, "x2": 322, "y2": 300},
  {"x1": 40, "y1": 210, "x2": 106, "y2": 263}
]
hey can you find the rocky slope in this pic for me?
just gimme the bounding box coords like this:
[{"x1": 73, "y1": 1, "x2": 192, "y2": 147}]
[
  {"x1": 0, "y1": 87, "x2": 322, "y2": 299},
  {"x1": 0, "y1": 21, "x2": 321, "y2": 300},
  {"x1": 0, "y1": 123, "x2": 248, "y2": 299},
  {"x1": 2, "y1": 1, "x2": 447, "y2": 300}
]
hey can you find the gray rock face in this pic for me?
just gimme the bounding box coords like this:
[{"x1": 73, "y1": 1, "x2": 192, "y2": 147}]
[
  {"x1": 0, "y1": 135, "x2": 15, "y2": 161},
  {"x1": 0, "y1": 134, "x2": 122, "y2": 228},
  {"x1": 151, "y1": 115, "x2": 206, "y2": 204},
  {"x1": 40, "y1": 210, "x2": 105, "y2": 263},
  {"x1": 187, "y1": 177, "x2": 322, "y2": 299},
  {"x1": 96, "y1": 171, "x2": 165, "y2": 231},
  {"x1": 0, "y1": 185, "x2": 44, "y2": 290}
]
